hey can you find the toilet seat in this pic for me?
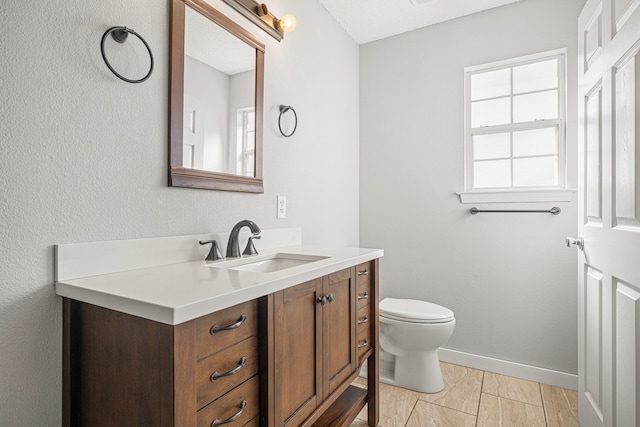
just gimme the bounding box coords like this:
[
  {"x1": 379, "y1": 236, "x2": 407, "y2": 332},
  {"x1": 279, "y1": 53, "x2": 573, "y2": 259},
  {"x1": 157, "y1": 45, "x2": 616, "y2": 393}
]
[{"x1": 380, "y1": 298, "x2": 455, "y2": 324}]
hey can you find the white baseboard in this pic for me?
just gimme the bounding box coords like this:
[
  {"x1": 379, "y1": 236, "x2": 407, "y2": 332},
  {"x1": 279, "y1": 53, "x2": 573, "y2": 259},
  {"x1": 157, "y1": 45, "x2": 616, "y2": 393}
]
[{"x1": 439, "y1": 348, "x2": 577, "y2": 390}]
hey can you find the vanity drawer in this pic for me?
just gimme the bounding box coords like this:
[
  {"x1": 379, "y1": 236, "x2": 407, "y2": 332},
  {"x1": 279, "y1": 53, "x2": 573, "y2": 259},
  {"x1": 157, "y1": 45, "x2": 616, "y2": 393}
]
[
  {"x1": 355, "y1": 262, "x2": 372, "y2": 286},
  {"x1": 197, "y1": 376, "x2": 260, "y2": 427},
  {"x1": 356, "y1": 305, "x2": 371, "y2": 334},
  {"x1": 356, "y1": 328, "x2": 371, "y2": 361},
  {"x1": 197, "y1": 336, "x2": 259, "y2": 410},
  {"x1": 356, "y1": 305, "x2": 371, "y2": 361},
  {"x1": 196, "y1": 300, "x2": 258, "y2": 360},
  {"x1": 356, "y1": 281, "x2": 371, "y2": 309}
]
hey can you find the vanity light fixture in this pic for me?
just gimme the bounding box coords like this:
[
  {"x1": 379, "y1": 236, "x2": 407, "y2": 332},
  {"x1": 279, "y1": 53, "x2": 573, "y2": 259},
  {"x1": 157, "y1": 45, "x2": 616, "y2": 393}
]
[
  {"x1": 222, "y1": 0, "x2": 296, "y2": 41},
  {"x1": 273, "y1": 13, "x2": 297, "y2": 33}
]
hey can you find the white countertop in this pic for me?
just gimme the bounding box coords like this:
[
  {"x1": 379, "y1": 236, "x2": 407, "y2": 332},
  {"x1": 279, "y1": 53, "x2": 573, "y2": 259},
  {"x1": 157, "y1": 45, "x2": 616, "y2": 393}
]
[{"x1": 55, "y1": 244, "x2": 383, "y2": 325}]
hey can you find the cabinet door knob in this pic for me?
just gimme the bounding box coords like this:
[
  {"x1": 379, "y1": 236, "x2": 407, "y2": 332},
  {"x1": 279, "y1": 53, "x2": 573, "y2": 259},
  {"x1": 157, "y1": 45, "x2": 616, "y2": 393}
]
[
  {"x1": 316, "y1": 296, "x2": 327, "y2": 306},
  {"x1": 210, "y1": 315, "x2": 247, "y2": 335},
  {"x1": 357, "y1": 292, "x2": 369, "y2": 300},
  {"x1": 326, "y1": 294, "x2": 334, "y2": 303},
  {"x1": 211, "y1": 401, "x2": 247, "y2": 426},
  {"x1": 357, "y1": 269, "x2": 368, "y2": 276},
  {"x1": 210, "y1": 357, "x2": 246, "y2": 381},
  {"x1": 357, "y1": 338, "x2": 369, "y2": 349}
]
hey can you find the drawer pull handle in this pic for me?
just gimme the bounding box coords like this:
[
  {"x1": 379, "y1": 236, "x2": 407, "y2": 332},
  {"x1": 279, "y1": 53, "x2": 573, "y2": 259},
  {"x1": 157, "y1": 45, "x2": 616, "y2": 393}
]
[
  {"x1": 357, "y1": 292, "x2": 369, "y2": 300},
  {"x1": 357, "y1": 269, "x2": 369, "y2": 276},
  {"x1": 357, "y1": 316, "x2": 369, "y2": 324},
  {"x1": 211, "y1": 401, "x2": 246, "y2": 426},
  {"x1": 211, "y1": 357, "x2": 246, "y2": 381},
  {"x1": 210, "y1": 315, "x2": 246, "y2": 335},
  {"x1": 357, "y1": 338, "x2": 368, "y2": 349}
]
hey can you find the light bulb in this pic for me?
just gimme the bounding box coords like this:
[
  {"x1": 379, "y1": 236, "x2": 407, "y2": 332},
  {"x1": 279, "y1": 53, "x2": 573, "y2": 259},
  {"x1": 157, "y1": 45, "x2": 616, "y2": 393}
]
[{"x1": 277, "y1": 14, "x2": 297, "y2": 33}]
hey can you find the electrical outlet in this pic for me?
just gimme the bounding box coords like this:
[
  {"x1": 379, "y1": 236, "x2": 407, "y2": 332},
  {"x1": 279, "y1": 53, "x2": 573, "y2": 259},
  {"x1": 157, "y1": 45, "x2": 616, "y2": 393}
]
[{"x1": 277, "y1": 195, "x2": 287, "y2": 219}]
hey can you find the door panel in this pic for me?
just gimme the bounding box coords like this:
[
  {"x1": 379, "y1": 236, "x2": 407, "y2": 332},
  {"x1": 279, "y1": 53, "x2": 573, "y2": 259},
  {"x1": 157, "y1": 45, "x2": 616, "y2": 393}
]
[
  {"x1": 614, "y1": 0, "x2": 640, "y2": 32},
  {"x1": 613, "y1": 51, "x2": 640, "y2": 229},
  {"x1": 273, "y1": 279, "x2": 323, "y2": 427},
  {"x1": 614, "y1": 279, "x2": 640, "y2": 426},
  {"x1": 322, "y1": 268, "x2": 356, "y2": 397},
  {"x1": 578, "y1": 1, "x2": 640, "y2": 426},
  {"x1": 584, "y1": 267, "x2": 605, "y2": 421},
  {"x1": 584, "y1": 3, "x2": 603, "y2": 71},
  {"x1": 586, "y1": 83, "x2": 604, "y2": 224}
]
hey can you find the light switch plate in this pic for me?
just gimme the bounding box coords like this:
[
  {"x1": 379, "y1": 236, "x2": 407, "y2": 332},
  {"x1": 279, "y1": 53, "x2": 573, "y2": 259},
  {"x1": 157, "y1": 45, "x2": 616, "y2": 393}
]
[{"x1": 277, "y1": 195, "x2": 287, "y2": 219}]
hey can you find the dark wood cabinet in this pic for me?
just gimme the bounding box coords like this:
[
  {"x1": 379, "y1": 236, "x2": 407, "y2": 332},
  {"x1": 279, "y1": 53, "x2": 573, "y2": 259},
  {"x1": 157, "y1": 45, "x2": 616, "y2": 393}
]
[
  {"x1": 270, "y1": 266, "x2": 378, "y2": 427},
  {"x1": 273, "y1": 278, "x2": 323, "y2": 426},
  {"x1": 322, "y1": 268, "x2": 357, "y2": 398},
  {"x1": 272, "y1": 268, "x2": 357, "y2": 427},
  {"x1": 63, "y1": 259, "x2": 380, "y2": 427}
]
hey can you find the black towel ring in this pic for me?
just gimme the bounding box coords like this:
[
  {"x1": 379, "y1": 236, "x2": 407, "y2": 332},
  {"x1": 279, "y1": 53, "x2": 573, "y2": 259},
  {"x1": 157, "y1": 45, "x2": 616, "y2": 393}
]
[
  {"x1": 100, "y1": 26, "x2": 154, "y2": 84},
  {"x1": 278, "y1": 105, "x2": 298, "y2": 137}
]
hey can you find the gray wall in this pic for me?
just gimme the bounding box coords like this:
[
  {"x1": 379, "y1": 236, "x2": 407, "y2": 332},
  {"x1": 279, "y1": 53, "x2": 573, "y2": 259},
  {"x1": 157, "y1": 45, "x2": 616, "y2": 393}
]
[
  {"x1": 360, "y1": 0, "x2": 585, "y2": 375},
  {"x1": 0, "y1": 0, "x2": 359, "y2": 423}
]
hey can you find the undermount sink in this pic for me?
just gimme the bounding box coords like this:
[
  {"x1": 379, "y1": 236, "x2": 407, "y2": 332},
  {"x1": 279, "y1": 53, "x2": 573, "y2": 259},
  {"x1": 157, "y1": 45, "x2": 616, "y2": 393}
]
[{"x1": 207, "y1": 253, "x2": 329, "y2": 274}]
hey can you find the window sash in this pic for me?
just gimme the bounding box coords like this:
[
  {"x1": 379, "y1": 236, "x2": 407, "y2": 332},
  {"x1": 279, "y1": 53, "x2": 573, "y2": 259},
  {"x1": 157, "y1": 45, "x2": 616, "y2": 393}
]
[{"x1": 464, "y1": 49, "x2": 567, "y2": 192}]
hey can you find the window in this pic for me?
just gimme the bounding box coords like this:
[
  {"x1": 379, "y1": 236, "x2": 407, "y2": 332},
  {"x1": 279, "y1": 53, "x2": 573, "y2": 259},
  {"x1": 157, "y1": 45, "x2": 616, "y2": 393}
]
[
  {"x1": 463, "y1": 50, "x2": 567, "y2": 198},
  {"x1": 236, "y1": 107, "x2": 255, "y2": 177}
]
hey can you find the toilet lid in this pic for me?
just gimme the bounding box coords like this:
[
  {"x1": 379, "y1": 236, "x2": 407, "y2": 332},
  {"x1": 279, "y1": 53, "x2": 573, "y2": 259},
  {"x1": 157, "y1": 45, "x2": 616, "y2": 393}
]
[{"x1": 379, "y1": 298, "x2": 455, "y2": 323}]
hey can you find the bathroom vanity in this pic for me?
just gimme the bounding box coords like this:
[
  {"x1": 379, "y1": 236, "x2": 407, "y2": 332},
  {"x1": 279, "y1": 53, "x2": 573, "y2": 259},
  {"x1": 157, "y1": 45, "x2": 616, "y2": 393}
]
[{"x1": 56, "y1": 229, "x2": 382, "y2": 427}]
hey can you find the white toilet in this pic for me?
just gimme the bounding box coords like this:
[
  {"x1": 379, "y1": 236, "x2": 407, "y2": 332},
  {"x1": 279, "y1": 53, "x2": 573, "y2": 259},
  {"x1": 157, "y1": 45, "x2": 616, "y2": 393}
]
[{"x1": 379, "y1": 297, "x2": 456, "y2": 393}]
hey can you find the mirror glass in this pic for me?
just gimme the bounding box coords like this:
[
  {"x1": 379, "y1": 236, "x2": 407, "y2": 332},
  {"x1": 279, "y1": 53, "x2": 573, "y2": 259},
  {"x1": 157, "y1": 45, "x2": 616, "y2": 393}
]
[
  {"x1": 183, "y1": 6, "x2": 255, "y2": 175},
  {"x1": 170, "y1": 0, "x2": 264, "y2": 192}
]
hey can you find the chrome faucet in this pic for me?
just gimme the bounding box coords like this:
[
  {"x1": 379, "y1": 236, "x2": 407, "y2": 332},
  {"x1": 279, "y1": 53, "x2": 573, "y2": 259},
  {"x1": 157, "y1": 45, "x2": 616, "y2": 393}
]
[{"x1": 226, "y1": 220, "x2": 262, "y2": 259}]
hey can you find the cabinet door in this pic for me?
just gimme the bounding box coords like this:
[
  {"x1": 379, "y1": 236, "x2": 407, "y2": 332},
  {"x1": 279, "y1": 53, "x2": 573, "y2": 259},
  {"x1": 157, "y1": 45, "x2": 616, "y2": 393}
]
[
  {"x1": 273, "y1": 279, "x2": 323, "y2": 427},
  {"x1": 322, "y1": 268, "x2": 357, "y2": 398}
]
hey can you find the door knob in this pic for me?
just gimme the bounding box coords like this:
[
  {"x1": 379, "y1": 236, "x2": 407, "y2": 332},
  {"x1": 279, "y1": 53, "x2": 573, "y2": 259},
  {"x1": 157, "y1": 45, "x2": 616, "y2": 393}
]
[{"x1": 565, "y1": 236, "x2": 584, "y2": 251}]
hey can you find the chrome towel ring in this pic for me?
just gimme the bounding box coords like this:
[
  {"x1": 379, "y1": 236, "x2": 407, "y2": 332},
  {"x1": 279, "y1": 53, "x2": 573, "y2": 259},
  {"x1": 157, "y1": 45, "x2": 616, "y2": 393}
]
[
  {"x1": 100, "y1": 26, "x2": 154, "y2": 84},
  {"x1": 278, "y1": 105, "x2": 297, "y2": 137}
]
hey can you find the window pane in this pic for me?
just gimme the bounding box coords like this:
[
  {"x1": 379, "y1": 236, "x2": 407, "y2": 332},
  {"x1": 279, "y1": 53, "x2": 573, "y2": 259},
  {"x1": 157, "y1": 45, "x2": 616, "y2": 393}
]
[
  {"x1": 471, "y1": 68, "x2": 511, "y2": 101},
  {"x1": 473, "y1": 133, "x2": 511, "y2": 160},
  {"x1": 471, "y1": 97, "x2": 511, "y2": 127},
  {"x1": 513, "y1": 127, "x2": 557, "y2": 157},
  {"x1": 513, "y1": 90, "x2": 558, "y2": 122},
  {"x1": 474, "y1": 159, "x2": 511, "y2": 188},
  {"x1": 513, "y1": 156, "x2": 558, "y2": 186},
  {"x1": 513, "y1": 59, "x2": 558, "y2": 94}
]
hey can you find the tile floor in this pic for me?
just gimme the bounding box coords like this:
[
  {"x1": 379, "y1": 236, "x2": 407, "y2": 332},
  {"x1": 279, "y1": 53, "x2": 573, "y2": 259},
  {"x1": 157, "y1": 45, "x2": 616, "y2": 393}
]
[{"x1": 350, "y1": 362, "x2": 579, "y2": 427}]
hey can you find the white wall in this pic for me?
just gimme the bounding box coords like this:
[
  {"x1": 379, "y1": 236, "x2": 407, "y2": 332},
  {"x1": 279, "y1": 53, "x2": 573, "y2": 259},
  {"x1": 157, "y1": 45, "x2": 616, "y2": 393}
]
[
  {"x1": 360, "y1": 0, "x2": 584, "y2": 376},
  {"x1": 184, "y1": 55, "x2": 230, "y2": 171},
  {"x1": 0, "y1": 0, "x2": 359, "y2": 423}
]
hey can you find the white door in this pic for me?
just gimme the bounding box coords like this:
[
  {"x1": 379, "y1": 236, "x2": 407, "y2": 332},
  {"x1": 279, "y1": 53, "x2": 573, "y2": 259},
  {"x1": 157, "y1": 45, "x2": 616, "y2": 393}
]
[{"x1": 577, "y1": 1, "x2": 640, "y2": 426}]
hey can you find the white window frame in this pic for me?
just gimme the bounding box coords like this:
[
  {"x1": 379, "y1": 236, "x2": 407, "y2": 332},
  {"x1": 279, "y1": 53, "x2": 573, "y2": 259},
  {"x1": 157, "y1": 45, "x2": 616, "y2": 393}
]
[
  {"x1": 458, "y1": 48, "x2": 574, "y2": 203},
  {"x1": 236, "y1": 107, "x2": 255, "y2": 177}
]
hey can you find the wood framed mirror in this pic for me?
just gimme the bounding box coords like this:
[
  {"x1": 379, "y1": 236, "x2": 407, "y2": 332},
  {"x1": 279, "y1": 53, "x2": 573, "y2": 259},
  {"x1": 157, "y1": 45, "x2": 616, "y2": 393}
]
[{"x1": 169, "y1": 0, "x2": 265, "y2": 192}]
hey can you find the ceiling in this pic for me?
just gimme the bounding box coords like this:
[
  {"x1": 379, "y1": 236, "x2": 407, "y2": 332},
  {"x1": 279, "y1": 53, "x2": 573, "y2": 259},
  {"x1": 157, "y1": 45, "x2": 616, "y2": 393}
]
[
  {"x1": 318, "y1": 0, "x2": 524, "y2": 44},
  {"x1": 185, "y1": 5, "x2": 255, "y2": 76}
]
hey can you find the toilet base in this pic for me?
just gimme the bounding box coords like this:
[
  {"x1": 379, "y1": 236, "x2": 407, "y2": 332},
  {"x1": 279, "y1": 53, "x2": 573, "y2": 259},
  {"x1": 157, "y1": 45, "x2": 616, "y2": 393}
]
[
  {"x1": 397, "y1": 350, "x2": 444, "y2": 393},
  {"x1": 380, "y1": 349, "x2": 445, "y2": 393}
]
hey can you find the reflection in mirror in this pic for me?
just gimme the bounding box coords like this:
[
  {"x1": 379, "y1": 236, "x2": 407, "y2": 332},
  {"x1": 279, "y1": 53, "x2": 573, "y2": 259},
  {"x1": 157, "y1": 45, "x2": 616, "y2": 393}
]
[
  {"x1": 170, "y1": 0, "x2": 265, "y2": 192},
  {"x1": 183, "y1": 6, "x2": 256, "y2": 175}
]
